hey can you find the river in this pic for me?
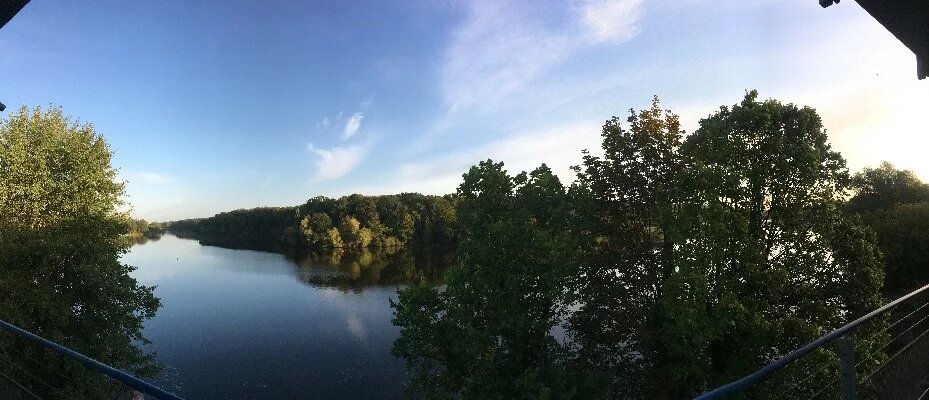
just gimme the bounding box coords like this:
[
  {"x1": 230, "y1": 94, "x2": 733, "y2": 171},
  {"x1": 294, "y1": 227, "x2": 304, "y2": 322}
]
[{"x1": 124, "y1": 234, "x2": 452, "y2": 399}]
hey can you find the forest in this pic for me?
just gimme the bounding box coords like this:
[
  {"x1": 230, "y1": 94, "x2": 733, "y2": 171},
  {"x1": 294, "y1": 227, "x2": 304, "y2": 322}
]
[{"x1": 167, "y1": 193, "x2": 457, "y2": 254}]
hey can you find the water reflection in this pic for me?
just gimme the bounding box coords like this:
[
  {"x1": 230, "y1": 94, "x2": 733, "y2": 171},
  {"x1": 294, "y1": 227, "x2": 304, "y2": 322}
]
[
  {"x1": 0, "y1": 221, "x2": 161, "y2": 399},
  {"x1": 292, "y1": 246, "x2": 454, "y2": 291},
  {"x1": 121, "y1": 234, "x2": 454, "y2": 399}
]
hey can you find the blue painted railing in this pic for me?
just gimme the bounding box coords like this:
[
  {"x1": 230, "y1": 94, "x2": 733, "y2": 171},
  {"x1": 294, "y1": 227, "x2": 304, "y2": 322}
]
[
  {"x1": 694, "y1": 282, "x2": 929, "y2": 400},
  {"x1": 0, "y1": 319, "x2": 185, "y2": 400}
]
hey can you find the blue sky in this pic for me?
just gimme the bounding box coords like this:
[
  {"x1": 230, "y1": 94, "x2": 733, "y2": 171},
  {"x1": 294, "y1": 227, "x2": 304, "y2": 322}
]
[{"x1": 1, "y1": 1, "x2": 926, "y2": 221}]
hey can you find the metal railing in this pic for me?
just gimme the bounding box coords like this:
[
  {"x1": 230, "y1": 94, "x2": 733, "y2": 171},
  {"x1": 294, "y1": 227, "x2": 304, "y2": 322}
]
[
  {"x1": 694, "y1": 282, "x2": 929, "y2": 400},
  {"x1": 0, "y1": 319, "x2": 184, "y2": 400}
]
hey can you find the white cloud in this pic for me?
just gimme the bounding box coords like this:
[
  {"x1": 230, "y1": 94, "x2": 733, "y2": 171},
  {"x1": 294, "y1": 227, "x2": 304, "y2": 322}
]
[
  {"x1": 415, "y1": 0, "x2": 646, "y2": 152},
  {"x1": 580, "y1": 0, "x2": 644, "y2": 43},
  {"x1": 360, "y1": 96, "x2": 374, "y2": 110},
  {"x1": 343, "y1": 112, "x2": 364, "y2": 139},
  {"x1": 441, "y1": 2, "x2": 575, "y2": 112},
  {"x1": 439, "y1": 1, "x2": 645, "y2": 113},
  {"x1": 308, "y1": 143, "x2": 369, "y2": 182}
]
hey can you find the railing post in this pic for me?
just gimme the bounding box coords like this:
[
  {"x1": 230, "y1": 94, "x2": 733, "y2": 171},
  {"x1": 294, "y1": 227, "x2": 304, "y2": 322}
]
[{"x1": 838, "y1": 335, "x2": 856, "y2": 400}]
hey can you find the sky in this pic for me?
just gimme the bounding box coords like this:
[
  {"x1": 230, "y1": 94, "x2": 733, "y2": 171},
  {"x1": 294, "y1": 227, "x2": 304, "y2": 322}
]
[{"x1": 1, "y1": 0, "x2": 926, "y2": 221}]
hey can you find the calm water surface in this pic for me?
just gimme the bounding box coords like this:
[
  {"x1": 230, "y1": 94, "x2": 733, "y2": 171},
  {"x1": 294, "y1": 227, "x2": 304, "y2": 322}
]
[{"x1": 123, "y1": 234, "x2": 449, "y2": 399}]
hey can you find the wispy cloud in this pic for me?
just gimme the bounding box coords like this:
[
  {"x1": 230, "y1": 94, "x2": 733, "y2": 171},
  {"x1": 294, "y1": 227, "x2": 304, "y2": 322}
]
[
  {"x1": 308, "y1": 143, "x2": 370, "y2": 182},
  {"x1": 343, "y1": 112, "x2": 364, "y2": 140},
  {"x1": 440, "y1": 0, "x2": 644, "y2": 113},
  {"x1": 440, "y1": 2, "x2": 574, "y2": 113},
  {"x1": 360, "y1": 95, "x2": 374, "y2": 110},
  {"x1": 410, "y1": 0, "x2": 646, "y2": 154},
  {"x1": 580, "y1": 0, "x2": 644, "y2": 43}
]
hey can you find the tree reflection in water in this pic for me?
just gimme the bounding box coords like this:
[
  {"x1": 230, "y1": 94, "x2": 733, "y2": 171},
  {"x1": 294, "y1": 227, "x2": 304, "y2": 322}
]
[{"x1": 291, "y1": 247, "x2": 455, "y2": 292}]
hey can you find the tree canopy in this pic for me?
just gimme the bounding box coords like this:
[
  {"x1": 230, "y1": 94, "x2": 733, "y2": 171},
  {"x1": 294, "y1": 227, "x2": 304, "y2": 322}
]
[
  {"x1": 848, "y1": 162, "x2": 929, "y2": 296},
  {"x1": 848, "y1": 162, "x2": 929, "y2": 215},
  {"x1": 392, "y1": 160, "x2": 604, "y2": 399},
  {"x1": 0, "y1": 106, "x2": 161, "y2": 398}
]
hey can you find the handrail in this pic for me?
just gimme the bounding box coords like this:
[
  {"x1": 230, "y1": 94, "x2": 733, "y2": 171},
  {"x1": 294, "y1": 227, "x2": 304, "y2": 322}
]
[
  {"x1": 694, "y1": 282, "x2": 929, "y2": 400},
  {"x1": 0, "y1": 319, "x2": 185, "y2": 400}
]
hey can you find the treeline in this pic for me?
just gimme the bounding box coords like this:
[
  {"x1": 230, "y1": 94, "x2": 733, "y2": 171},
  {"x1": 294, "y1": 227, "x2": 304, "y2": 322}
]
[
  {"x1": 167, "y1": 193, "x2": 457, "y2": 254},
  {"x1": 125, "y1": 219, "x2": 167, "y2": 244},
  {"x1": 848, "y1": 162, "x2": 929, "y2": 297},
  {"x1": 169, "y1": 207, "x2": 296, "y2": 252},
  {"x1": 391, "y1": 92, "x2": 929, "y2": 399}
]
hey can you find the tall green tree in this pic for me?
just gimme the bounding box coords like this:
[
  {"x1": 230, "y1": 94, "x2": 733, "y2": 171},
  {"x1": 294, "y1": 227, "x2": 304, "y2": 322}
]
[
  {"x1": 339, "y1": 216, "x2": 363, "y2": 246},
  {"x1": 0, "y1": 106, "x2": 161, "y2": 398},
  {"x1": 569, "y1": 96, "x2": 684, "y2": 398},
  {"x1": 848, "y1": 162, "x2": 929, "y2": 215},
  {"x1": 377, "y1": 196, "x2": 415, "y2": 247},
  {"x1": 667, "y1": 91, "x2": 883, "y2": 397},
  {"x1": 392, "y1": 160, "x2": 604, "y2": 399},
  {"x1": 571, "y1": 92, "x2": 885, "y2": 398},
  {"x1": 301, "y1": 212, "x2": 342, "y2": 249}
]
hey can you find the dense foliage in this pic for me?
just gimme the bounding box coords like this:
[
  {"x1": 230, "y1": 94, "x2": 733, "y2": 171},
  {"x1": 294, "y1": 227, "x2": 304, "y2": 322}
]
[
  {"x1": 572, "y1": 92, "x2": 885, "y2": 398},
  {"x1": 392, "y1": 161, "x2": 604, "y2": 399},
  {"x1": 170, "y1": 207, "x2": 297, "y2": 252},
  {"x1": 125, "y1": 218, "x2": 167, "y2": 244},
  {"x1": 848, "y1": 162, "x2": 929, "y2": 297},
  {"x1": 169, "y1": 193, "x2": 457, "y2": 254},
  {"x1": 392, "y1": 92, "x2": 891, "y2": 399},
  {"x1": 0, "y1": 106, "x2": 161, "y2": 398}
]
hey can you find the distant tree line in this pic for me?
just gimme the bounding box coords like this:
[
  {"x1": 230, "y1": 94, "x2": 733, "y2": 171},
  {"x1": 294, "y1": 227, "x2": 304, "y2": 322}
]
[
  {"x1": 124, "y1": 219, "x2": 167, "y2": 244},
  {"x1": 167, "y1": 193, "x2": 457, "y2": 254},
  {"x1": 169, "y1": 207, "x2": 296, "y2": 252}
]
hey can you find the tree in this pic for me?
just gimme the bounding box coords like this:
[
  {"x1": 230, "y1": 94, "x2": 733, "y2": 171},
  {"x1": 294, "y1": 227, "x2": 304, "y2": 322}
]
[
  {"x1": 570, "y1": 96, "x2": 684, "y2": 397},
  {"x1": 301, "y1": 212, "x2": 342, "y2": 249},
  {"x1": 668, "y1": 91, "x2": 883, "y2": 397},
  {"x1": 392, "y1": 160, "x2": 605, "y2": 399},
  {"x1": 571, "y1": 92, "x2": 884, "y2": 398},
  {"x1": 848, "y1": 162, "x2": 929, "y2": 214},
  {"x1": 339, "y1": 216, "x2": 363, "y2": 247},
  {"x1": 343, "y1": 194, "x2": 383, "y2": 236},
  {"x1": 427, "y1": 197, "x2": 457, "y2": 247},
  {"x1": 357, "y1": 227, "x2": 374, "y2": 248},
  {"x1": 0, "y1": 106, "x2": 161, "y2": 398},
  {"x1": 377, "y1": 196, "x2": 415, "y2": 246}
]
